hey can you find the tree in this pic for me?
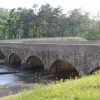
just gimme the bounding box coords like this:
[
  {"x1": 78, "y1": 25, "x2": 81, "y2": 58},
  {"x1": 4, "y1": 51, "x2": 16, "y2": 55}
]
[
  {"x1": 0, "y1": 8, "x2": 9, "y2": 39},
  {"x1": 2, "y1": 4, "x2": 100, "y2": 40}
]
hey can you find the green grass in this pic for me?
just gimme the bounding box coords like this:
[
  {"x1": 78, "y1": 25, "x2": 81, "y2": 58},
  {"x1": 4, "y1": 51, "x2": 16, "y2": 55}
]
[
  {"x1": 62, "y1": 37, "x2": 86, "y2": 41},
  {"x1": 2, "y1": 73, "x2": 100, "y2": 100}
]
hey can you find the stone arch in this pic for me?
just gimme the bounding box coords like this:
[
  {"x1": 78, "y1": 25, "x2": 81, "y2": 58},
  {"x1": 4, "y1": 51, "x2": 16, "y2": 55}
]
[
  {"x1": 26, "y1": 55, "x2": 44, "y2": 71},
  {"x1": 89, "y1": 67, "x2": 100, "y2": 75},
  {"x1": 0, "y1": 49, "x2": 5, "y2": 59},
  {"x1": 50, "y1": 59, "x2": 79, "y2": 79},
  {"x1": 9, "y1": 53, "x2": 22, "y2": 66}
]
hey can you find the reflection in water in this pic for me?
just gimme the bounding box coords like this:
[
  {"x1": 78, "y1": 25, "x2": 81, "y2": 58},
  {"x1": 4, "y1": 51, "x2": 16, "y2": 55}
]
[
  {"x1": 0, "y1": 66, "x2": 38, "y2": 85},
  {"x1": 0, "y1": 74, "x2": 18, "y2": 85},
  {"x1": 0, "y1": 65, "x2": 37, "y2": 97},
  {"x1": 0, "y1": 63, "x2": 79, "y2": 97}
]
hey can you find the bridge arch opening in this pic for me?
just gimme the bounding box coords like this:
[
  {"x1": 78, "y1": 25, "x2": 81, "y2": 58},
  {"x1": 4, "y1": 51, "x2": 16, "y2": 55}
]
[
  {"x1": 89, "y1": 67, "x2": 100, "y2": 75},
  {"x1": 9, "y1": 53, "x2": 22, "y2": 66},
  {"x1": 0, "y1": 50, "x2": 5, "y2": 59},
  {"x1": 51, "y1": 59, "x2": 79, "y2": 79},
  {"x1": 26, "y1": 55, "x2": 44, "y2": 71}
]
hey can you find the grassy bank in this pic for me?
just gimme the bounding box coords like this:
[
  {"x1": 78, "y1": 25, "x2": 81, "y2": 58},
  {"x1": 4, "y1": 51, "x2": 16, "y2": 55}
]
[{"x1": 2, "y1": 73, "x2": 100, "y2": 100}]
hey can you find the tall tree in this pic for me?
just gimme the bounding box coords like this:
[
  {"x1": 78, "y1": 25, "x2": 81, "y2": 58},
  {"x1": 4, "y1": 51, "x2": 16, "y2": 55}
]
[{"x1": 0, "y1": 8, "x2": 9, "y2": 39}]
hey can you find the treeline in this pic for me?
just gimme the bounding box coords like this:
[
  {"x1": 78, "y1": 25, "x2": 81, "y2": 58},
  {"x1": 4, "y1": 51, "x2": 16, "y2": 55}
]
[{"x1": 0, "y1": 4, "x2": 100, "y2": 40}]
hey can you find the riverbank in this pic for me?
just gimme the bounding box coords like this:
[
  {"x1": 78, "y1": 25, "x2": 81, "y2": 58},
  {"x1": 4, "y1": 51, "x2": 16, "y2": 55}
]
[{"x1": 2, "y1": 73, "x2": 100, "y2": 100}]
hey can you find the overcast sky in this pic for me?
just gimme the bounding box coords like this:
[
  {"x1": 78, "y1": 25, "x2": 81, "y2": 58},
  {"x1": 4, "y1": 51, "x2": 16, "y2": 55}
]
[{"x1": 0, "y1": 0, "x2": 100, "y2": 15}]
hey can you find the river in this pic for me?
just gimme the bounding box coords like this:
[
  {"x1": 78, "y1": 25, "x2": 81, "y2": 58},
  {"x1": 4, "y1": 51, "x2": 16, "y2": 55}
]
[
  {"x1": 0, "y1": 60, "x2": 76, "y2": 97},
  {"x1": 0, "y1": 64, "x2": 42, "y2": 97}
]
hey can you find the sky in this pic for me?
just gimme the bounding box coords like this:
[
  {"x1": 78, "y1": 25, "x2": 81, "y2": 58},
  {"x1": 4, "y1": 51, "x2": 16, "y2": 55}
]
[{"x1": 0, "y1": 0, "x2": 100, "y2": 15}]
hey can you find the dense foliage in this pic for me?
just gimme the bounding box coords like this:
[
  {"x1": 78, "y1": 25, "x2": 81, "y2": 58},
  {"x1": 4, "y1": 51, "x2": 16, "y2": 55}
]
[{"x1": 0, "y1": 4, "x2": 100, "y2": 39}]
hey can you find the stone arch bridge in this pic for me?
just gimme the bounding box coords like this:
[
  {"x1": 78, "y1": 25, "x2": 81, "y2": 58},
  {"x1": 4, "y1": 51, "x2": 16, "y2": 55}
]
[{"x1": 0, "y1": 39, "x2": 100, "y2": 77}]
